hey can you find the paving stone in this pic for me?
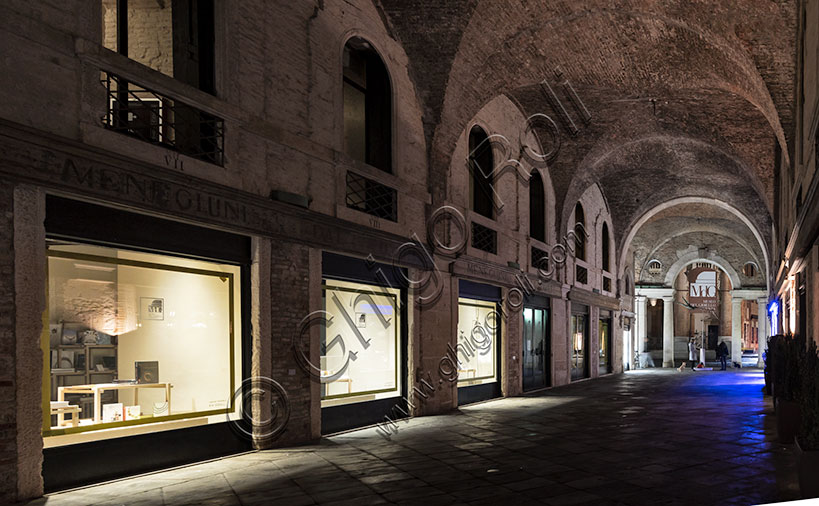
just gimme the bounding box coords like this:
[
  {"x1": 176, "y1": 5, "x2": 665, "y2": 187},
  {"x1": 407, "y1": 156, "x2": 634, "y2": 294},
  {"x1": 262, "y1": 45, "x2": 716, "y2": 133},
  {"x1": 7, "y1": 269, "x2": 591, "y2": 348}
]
[{"x1": 29, "y1": 370, "x2": 803, "y2": 505}]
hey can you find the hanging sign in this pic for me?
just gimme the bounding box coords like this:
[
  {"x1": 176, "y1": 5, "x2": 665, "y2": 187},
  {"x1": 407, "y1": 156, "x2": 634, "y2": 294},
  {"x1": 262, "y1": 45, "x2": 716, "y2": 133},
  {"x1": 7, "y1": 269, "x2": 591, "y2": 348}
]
[{"x1": 686, "y1": 267, "x2": 717, "y2": 312}]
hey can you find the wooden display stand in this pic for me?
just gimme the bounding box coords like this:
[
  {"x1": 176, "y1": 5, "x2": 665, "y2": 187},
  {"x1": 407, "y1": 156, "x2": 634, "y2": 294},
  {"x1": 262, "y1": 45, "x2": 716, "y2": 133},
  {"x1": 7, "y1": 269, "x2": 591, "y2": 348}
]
[
  {"x1": 50, "y1": 405, "x2": 82, "y2": 427},
  {"x1": 58, "y1": 382, "x2": 172, "y2": 423}
]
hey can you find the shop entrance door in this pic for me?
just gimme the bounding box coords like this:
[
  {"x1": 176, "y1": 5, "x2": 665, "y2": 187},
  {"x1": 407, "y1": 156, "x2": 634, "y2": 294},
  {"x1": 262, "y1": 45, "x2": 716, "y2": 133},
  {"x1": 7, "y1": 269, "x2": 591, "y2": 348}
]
[
  {"x1": 598, "y1": 315, "x2": 612, "y2": 375},
  {"x1": 522, "y1": 306, "x2": 550, "y2": 391},
  {"x1": 571, "y1": 310, "x2": 589, "y2": 381}
]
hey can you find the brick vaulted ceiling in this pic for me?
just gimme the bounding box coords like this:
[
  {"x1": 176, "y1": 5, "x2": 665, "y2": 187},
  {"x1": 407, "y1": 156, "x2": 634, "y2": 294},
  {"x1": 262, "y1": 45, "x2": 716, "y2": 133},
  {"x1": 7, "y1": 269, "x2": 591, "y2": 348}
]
[{"x1": 375, "y1": 0, "x2": 797, "y2": 278}]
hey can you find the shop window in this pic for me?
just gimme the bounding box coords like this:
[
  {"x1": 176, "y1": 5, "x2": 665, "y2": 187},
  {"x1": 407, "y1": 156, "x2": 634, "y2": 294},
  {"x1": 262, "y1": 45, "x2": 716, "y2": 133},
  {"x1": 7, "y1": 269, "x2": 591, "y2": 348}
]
[
  {"x1": 343, "y1": 37, "x2": 392, "y2": 172},
  {"x1": 320, "y1": 280, "x2": 401, "y2": 407},
  {"x1": 456, "y1": 299, "x2": 498, "y2": 387},
  {"x1": 469, "y1": 126, "x2": 495, "y2": 219},
  {"x1": 574, "y1": 203, "x2": 586, "y2": 261},
  {"x1": 101, "y1": 0, "x2": 216, "y2": 94},
  {"x1": 602, "y1": 222, "x2": 610, "y2": 272},
  {"x1": 44, "y1": 241, "x2": 241, "y2": 443},
  {"x1": 647, "y1": 259, "x2": 662, "y2": 275},
  {"x1": 529, "y1": 170, "x2": 546, "y2": 242}
]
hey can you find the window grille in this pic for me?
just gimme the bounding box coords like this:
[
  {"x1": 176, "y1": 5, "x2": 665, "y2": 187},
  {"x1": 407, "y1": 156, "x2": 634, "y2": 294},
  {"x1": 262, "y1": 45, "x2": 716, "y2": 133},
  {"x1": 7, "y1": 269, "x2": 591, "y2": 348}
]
[
  {"x1": 345, "y1": 171, "x2": 398, "y2": 222},
  {"x1": 471, "y1": 222, "x2": 497, "y2": 254}
]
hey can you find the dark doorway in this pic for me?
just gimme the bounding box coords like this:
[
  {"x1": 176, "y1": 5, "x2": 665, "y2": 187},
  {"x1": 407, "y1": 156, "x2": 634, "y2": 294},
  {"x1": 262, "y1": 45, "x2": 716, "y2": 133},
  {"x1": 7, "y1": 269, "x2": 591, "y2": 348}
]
[
  {"x1": 523, "y1": 305, "x2": 550, "y2": 391},
  {"x1": 707, "y1": 325, "x2": 719, "y2": 350}
]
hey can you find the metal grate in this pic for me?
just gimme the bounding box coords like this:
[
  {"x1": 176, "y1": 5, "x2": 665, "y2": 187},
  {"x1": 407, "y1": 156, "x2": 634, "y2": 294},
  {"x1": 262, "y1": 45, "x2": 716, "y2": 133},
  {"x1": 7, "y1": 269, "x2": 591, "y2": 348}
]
[
  {"x1": 101, "y1": 71, "x2": 224, "y2": 165},
  {"x1": 531, "y1": 246, "x2": 549, "y2": 271},
  {"x1": 345, "y1": 172, "x2": 398, "y2": 221},
  {"x1": 603, "y1": 276, "x2": 611, "y2": 292},
  {"x1": 576, "y1": 265, "x2": 588, "y2": 284},
  {"x1": 471, "y1": 222, "x2": 497, "y2": 254}
]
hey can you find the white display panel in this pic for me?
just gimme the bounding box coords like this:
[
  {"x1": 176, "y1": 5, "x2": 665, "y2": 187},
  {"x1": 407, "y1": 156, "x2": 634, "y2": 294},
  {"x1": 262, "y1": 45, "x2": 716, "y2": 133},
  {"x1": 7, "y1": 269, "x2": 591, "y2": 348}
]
[
  {"x1": 456, "y1": 298, "x2": 498, "y2": 386},
  {"x1": 320, "y1": 280, "x2": 401, "y2": 407},
  {"x1": 44, "y1": 242, "x2": 242, "y2": 444}
]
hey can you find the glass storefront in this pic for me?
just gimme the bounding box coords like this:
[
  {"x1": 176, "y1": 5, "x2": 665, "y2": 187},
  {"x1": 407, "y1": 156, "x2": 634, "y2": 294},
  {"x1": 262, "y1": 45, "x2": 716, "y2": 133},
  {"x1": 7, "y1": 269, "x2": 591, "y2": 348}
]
[
  {"x1": 456, "y1": 298, "x2": 499, "y2": 387},
  {"x1": 522, "y1": 305, "x2": 549, "y2": 391},
  {"x1": 599, "y1": 310, "x2": 612, "y2": 375},
  {"x1": 571, "y1": 308, "x2": 589, "y2": 381},
  {"x1": 44, "y1": 241, "x2": 242, "y2": 444},
  {"x1": 320, "y1": 279, "x2": 401, "y2": 407}
]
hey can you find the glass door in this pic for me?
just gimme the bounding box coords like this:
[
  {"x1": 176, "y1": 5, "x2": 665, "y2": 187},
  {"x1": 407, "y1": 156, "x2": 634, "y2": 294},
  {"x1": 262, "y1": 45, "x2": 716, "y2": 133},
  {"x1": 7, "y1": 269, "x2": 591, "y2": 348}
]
[
  {"x1": 522, "y1": 307, "x2": 549, "y2": 391},
  {"x1": 599, "y1": 317, "x2": 611, "y2": 375},
  {"x1": 571, "y1": 314, "x2": 588, "y2": 381}
]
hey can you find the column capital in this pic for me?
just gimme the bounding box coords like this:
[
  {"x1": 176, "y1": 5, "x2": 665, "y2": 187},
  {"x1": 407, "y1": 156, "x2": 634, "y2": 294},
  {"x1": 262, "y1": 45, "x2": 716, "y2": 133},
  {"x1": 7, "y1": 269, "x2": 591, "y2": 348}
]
[{"x1": 661, "y1": 294, "x2": 674, "y2": 302}]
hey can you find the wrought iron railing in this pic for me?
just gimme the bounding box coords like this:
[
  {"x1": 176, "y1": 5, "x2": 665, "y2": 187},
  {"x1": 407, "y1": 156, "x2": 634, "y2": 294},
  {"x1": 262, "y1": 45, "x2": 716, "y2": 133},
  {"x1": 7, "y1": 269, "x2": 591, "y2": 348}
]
[
  {"x1": 471, "y1": 222, "x2": 497, "y2": 254},
  {"x1": 531, "y1": 246, "x2": 549, "y2": 271},
  {"x1": 100, "y1": 71, "x2": 224, "y2": 165},
  {"x1": 576, "y1": 265, "x2": 588, "y2": 284},
  {"x1": 345, "y1": 171, "x2": 398, "y2": 222}
]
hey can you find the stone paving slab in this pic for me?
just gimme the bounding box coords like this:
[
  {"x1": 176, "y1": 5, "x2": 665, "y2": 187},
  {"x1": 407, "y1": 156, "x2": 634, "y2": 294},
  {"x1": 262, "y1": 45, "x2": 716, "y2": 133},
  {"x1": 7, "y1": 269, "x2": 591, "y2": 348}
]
[{"x1": 23, "y1": 369, "x2": 802, "y2": 505}]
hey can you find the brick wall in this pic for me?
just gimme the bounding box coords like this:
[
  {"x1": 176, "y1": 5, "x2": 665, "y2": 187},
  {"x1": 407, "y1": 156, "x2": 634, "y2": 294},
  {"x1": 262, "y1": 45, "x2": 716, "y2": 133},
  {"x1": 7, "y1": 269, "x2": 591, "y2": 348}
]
[
  {"x1": 268, "y1": 241, "x2": 315, "y2": 446},
  {"x1": 0, "y1": 180, "x2": 16, "y2": 501}
]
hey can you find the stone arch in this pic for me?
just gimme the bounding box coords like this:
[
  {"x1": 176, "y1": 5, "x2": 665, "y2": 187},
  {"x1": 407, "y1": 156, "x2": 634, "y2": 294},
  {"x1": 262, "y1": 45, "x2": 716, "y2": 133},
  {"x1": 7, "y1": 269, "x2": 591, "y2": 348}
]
[
  {"x1": 619, "y1": 197, "x2": 770, "y2": 291},
  {"x1": 663, "y1": 253, "x2": 742, "y2": 290}
]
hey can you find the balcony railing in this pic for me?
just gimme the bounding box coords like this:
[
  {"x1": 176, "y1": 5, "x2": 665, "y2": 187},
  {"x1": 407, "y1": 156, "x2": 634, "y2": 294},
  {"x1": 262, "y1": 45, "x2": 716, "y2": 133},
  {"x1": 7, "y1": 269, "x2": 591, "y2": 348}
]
[
  {"x1": 345, "y1": 171, "x2": 398, "y2": 222},
  {"x1": 471, "y1": 222, "x2": 497, "y2": 254},
  {"x1": 576, "y1": 265, "x2": 588, "y2": 284},
  {"x1": 100, "y1": 71, "x2": 224, "y2": 165},
  {"x1": 531, "y1": 246, "x2": 549, "y2": 271}
]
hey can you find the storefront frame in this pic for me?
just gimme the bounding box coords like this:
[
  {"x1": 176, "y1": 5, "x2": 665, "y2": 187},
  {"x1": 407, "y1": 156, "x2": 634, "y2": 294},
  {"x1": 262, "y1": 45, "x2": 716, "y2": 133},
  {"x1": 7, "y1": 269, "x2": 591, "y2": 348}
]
[{"x1": 41, "y1": 195, "x2": 253, "y2": 491}]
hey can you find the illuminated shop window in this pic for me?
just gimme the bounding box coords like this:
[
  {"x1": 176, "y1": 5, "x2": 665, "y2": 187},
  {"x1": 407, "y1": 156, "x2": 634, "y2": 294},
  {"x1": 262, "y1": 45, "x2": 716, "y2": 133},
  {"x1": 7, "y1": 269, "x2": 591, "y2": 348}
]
[
  {"x1": 320, "y1": 280, "x2": 401, "y2": 407},
  {"x1": 456, "y1": 298, "x2": 498, "y2": 387},
  {"x1": 44, "y1": 242, "x2": 241, "y2": 444}
]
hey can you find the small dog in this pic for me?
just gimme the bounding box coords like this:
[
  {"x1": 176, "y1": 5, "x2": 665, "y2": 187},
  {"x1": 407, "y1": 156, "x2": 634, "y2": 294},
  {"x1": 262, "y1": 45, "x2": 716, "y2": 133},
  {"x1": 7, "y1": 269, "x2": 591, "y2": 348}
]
[{"x1": 677, "y1": 362, "x2": 687, "y2": 372}]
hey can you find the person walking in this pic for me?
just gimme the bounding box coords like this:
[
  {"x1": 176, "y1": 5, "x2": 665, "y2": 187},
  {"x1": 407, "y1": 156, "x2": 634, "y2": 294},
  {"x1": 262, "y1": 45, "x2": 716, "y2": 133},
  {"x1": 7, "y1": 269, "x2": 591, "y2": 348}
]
[
  {"x1": 689, "y1": 339, "x2": 698, "y2": 370},
  {"x1": 717, "y1": 341, "x2": 729, "y2": 370}
]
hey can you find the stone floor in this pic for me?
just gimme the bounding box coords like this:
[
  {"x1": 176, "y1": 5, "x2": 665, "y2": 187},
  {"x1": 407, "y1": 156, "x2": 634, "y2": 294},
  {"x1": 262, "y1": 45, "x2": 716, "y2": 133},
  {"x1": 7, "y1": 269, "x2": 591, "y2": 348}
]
[{"x1": 27, "y1": 369, "x2": 802, "y2": 506}]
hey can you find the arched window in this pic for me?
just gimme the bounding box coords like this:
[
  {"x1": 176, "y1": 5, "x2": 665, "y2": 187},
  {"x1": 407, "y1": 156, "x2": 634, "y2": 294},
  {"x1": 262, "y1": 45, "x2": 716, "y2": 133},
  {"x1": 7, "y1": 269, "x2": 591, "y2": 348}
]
[
  {"x1": 647, "y1": 259, "x2": 662, "y2": 275},
  {"x1": 468, "y1": 126, "x2": 494, "y2": 219},
  {"x1": 343, "y1": 37, "x2": 392, "y2": 172},
  {"x1": 602, "y1": 222, "x2": 610, "y2": 272},
  {"x1": 529, "y1": 170, "x2": 545, "y2": 242},
  {"x1": 743, "y1": 262, "x2": 757, "y2": 277},
  {"x1": 574, "y1": 203, "x2": 586, "y2": 261},
  {"x1": 624, "y1": 275, "x2": 632, "y2": 295}
]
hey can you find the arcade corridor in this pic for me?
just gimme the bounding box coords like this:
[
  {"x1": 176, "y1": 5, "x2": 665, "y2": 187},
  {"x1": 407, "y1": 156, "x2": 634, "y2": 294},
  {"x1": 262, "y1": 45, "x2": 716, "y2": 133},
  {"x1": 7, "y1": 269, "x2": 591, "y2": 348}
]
[{"x1": 28, "y1": 369, "x2": 797, "y2": 506}]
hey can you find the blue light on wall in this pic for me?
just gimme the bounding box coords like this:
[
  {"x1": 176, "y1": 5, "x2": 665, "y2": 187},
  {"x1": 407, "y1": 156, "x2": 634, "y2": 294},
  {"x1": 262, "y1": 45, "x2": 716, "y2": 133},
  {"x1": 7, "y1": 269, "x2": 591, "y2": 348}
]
[{"x1": 768, "y1": 300, "x2": 779, "y2": 335}]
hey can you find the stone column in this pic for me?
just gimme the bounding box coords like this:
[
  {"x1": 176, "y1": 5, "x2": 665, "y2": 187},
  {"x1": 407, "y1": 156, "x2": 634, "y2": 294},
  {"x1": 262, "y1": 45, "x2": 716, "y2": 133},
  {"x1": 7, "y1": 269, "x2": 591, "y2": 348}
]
[
  {"x1": 757, "y1": 296, "x2": 768, "y2": 368},
  {"x1": 731, "y1": 295, "x2": 743, "y2": 366},
  {"x1": 636, "y1": 295, "x2": 647, "y2": 356},
  {"x1": 662, "y1": 295, "x2": 675, "y2": 368}
]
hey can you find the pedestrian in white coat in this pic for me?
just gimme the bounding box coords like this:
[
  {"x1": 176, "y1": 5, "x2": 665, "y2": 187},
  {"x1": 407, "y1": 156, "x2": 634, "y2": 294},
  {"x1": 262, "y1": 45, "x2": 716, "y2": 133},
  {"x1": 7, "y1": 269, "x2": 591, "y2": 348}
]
[{"x1": 689, "y1": 339, "x2": 698, "y2": 370}]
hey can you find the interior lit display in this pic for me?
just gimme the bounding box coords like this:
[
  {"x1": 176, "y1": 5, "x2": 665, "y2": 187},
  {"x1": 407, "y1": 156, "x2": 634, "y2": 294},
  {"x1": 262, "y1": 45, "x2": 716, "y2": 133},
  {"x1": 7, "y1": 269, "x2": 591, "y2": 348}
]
[
  {"x1": 320, "y1": 280, "x2": 401, "y2": 407},
  {"x1": 456, "y1": 298, "x2": 498, "y2": 386},
  {"x1": 44, "y1": 242, "x2": 242, "y2": 444}
]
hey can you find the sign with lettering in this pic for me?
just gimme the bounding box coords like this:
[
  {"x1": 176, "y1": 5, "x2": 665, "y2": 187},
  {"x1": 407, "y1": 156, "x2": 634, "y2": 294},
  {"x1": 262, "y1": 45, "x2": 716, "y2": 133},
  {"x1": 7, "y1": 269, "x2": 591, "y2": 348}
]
[{"x1": 686, "y1": 267, "x2": 718, "y2": 312}]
